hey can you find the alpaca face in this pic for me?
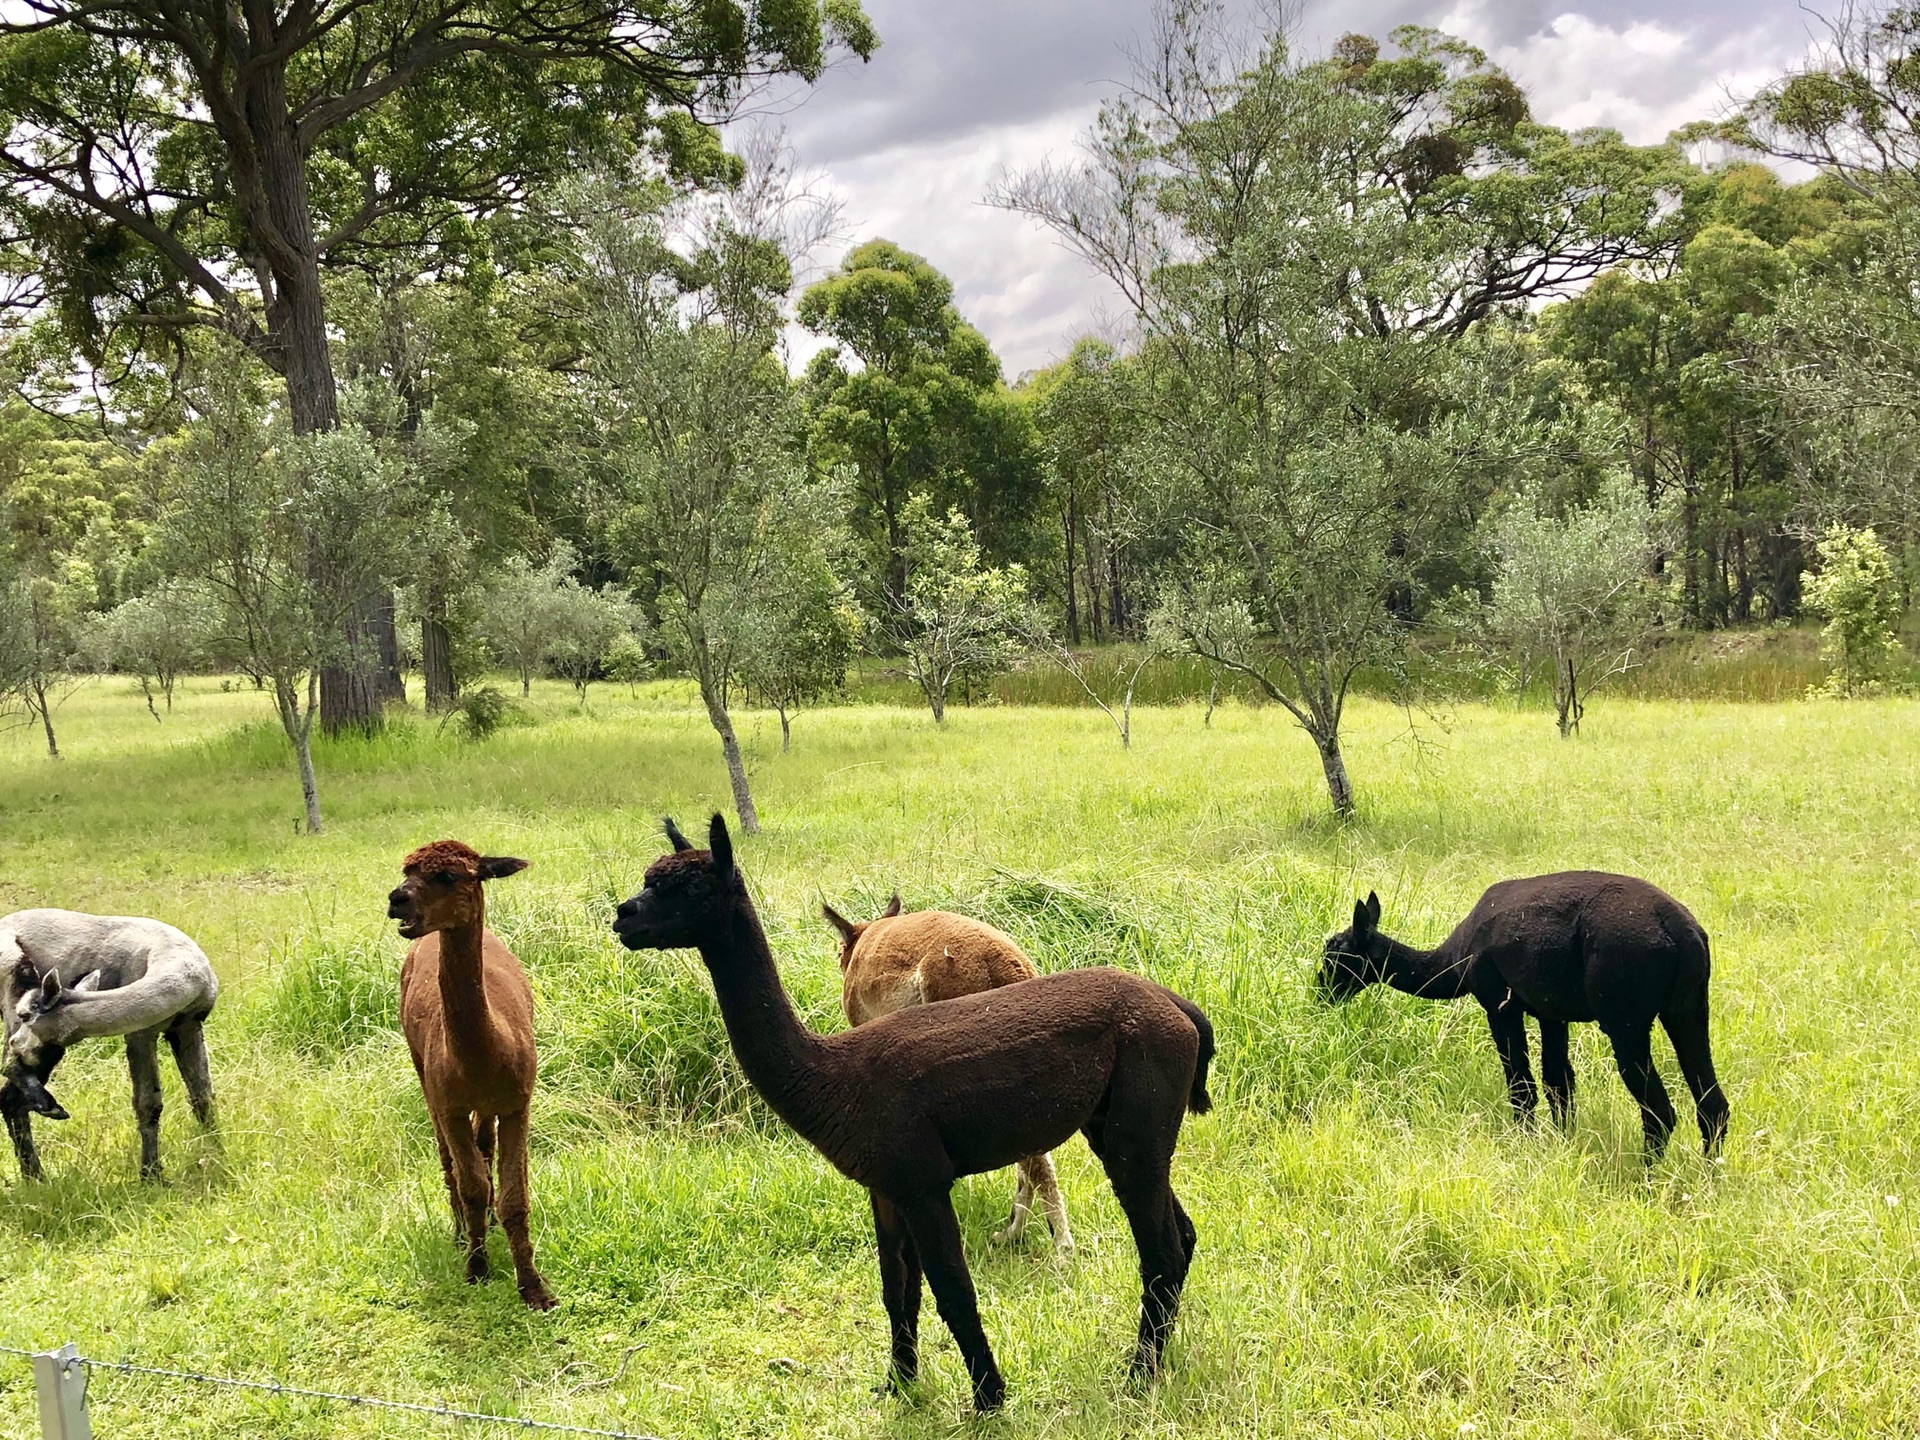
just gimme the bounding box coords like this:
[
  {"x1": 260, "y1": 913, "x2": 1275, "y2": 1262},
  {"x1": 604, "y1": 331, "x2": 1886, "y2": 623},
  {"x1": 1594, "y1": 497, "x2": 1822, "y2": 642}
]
[
  {"x1": 387, "y1": 840, "x2": 528, "y2": 940},
  {"x1": 612, "y1": 815, "x2": 737, "y2": 952},
  {"x1": 1318, "y1": 891, "x2": 1386, "y2": 1001}
]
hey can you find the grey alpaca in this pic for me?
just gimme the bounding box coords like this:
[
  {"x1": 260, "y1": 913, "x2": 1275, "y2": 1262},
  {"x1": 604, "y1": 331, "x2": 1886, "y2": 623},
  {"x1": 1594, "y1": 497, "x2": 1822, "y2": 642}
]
[{"x1": 2, "y1": 909, "x2": 220, "y2": 1180}]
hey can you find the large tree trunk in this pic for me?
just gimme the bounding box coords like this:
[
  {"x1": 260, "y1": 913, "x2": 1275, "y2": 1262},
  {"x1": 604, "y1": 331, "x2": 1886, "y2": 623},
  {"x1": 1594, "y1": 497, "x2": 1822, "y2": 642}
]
[{"x1": 422, "y1": 592, "x2": 457, "y2": 713}]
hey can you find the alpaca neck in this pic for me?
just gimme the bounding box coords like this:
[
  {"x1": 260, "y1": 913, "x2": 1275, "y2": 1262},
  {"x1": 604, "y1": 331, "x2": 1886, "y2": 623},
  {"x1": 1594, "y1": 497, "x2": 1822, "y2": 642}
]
[
  {"x1": 436, "y1": 916, "x2": 498, "y2": 1055},
  {"x1": 1380, "y1": 935, "x2": 1472, "y2": 1001},
  {"x1": 699, "y1": 892, "x2": 827, "y2": 1134},
  {"x1": 32, "y1": 961, "x2": 203, "y2": 1044}
]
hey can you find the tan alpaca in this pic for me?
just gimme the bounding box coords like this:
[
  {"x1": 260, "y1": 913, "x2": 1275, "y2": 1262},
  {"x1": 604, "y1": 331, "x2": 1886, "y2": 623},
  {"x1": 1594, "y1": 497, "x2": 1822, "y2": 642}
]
[
  {"x1": 387, "y1": 840, "x2": 555, "y2": 1310},
  {"x1": 822, "y1": 895, "x2": 1074, "y2": 1253}
]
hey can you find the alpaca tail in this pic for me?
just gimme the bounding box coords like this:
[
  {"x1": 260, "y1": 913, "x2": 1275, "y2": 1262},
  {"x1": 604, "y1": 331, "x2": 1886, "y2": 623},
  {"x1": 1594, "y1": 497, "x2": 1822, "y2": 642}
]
[{"x1": 1172, "y1": 995, "x2": 1215, "y2": 1115}]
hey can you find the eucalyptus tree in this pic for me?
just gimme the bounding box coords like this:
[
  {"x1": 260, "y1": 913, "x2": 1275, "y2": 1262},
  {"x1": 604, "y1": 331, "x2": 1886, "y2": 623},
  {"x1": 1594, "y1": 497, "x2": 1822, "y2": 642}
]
[
  {"x1": 0, "y1": 0, "x2": 875, "y2": 730},
  {"x1": 999, "y1": 9, "x2": 1686, "y2": 814},
  {"x1": 799, "y1": 241, "x2": 1041, "y2": 603}
]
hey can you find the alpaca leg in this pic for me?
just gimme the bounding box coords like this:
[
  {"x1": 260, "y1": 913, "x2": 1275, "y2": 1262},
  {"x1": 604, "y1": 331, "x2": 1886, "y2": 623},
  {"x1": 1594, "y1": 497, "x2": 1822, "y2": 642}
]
[
  {"x1": 1029, "y1": 1151, "x2": 1075, "y2": 1254},
  {"x1": 440, "y1": 1110, "x2": 493, "y2": 1282},
  {"x1": 870, "y1": 1193, "x2": 923, "y2": 1391},
  {"x1": 990, "y1": 1160, "x2": 1036, "y2": 1247},
  {"x1": 1484, "y1": 1002, "x2": 1539, "y2": 1127},
  {"x1": 127, "y1": 1031, "x2": 165, "y2": 1181},
  {"x1": 1538, "y1": 1018, "x2": 1575, "y2": 1130},
  {"x1": 493, "y1": 1109, "x2": 555, "y2": 1310},
  {"x1": 899, "y1": 1193, "x2": 1005, "y2": 1412},
  {"x1": 1606, "y1": 1025, "x2": 1677, "y2": 1160},
  {"x1": 1, "y1": 1088, "x2": 40, "y2": 1182},
  {"x1": 165, "y1": 1016, "x2": 217, "y2": 1126},
  {"x1": 474, "y1": 1114, "x2": 498, "y2": 1225},
  {"x1": 1661, "y1": 1007, "x2": 1729, "y2": 1156},
  {"x1": 1119, "y1": 1181, "x2": 1191, "y2": 1381}
]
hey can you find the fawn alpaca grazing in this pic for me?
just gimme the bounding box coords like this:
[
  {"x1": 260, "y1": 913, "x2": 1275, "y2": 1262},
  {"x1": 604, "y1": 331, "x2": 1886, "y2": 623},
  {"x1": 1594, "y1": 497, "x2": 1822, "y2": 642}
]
[
  {"x1": 616, "y1": 816, "x2": 1213, "y2": 1412},
  {"x1": 2, "y1": 909, "x2": 219, "y2": 1181},
  {"x1": 1320, "y1": 873, "x2": 1728, "y2": 1158},
  {"x1": 388, "y1": 841, "x2": 555, "y2": 1310},
  {"x1": 824, "y1": 894, "x2": 1073, "y2": 1253}
]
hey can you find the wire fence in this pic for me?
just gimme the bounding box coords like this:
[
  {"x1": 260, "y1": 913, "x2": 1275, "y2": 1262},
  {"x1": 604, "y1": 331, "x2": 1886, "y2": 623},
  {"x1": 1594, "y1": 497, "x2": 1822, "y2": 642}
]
[{"x1": 1, "y1": 1341, "x2": 669, "y2": 1440}]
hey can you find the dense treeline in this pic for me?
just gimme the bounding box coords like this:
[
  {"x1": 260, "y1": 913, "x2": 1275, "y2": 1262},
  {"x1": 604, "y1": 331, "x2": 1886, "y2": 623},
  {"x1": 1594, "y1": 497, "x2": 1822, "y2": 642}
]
[{"x1": 3, "y1": 1, "x2": 1919, "y2": 819}]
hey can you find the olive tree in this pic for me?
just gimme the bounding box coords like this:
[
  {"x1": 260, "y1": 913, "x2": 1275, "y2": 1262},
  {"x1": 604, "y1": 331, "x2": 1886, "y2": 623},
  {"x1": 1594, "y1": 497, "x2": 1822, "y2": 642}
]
[
  {"x1": 1478, "y1": 476, "x2": 1656, "y2": 736},
  {"x1": 1802, "y1": 524, "x2": 1904, "y2": 696},
  {"x1": 90, "y1": 580, "x2": 216, "y2": 718},
  {"x1": 573, "y1": 163, "x2": 836, "y2": 833},
  {"x1": 998, "y1": 7, "x2": 1685, "y2": 813},
  {"x1": 156, "y1": 365, "x2": 417, "y2": 832},
  {"x1": 878, "y1": 495, "x2": 1033, "y2": 724}
]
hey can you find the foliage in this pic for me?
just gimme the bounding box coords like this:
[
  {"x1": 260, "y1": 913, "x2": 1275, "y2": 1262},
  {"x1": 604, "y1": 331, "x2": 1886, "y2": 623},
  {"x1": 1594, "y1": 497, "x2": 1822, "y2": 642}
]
[
  {"x1": 153, "y1": 362, "x2": 420, "y2": 831},
  {"x1": 999, "y1": 14, "x2": 1676, "y2": 809},
  {"x1": 442, "y1": 684, "x2": 518, "y2": 742},
  {"x1": 1471, "y1": 474, "x2": 1657, "y2": 735},
  {"x1": 717, "y1": 478, "x2": 861, "y2": 749},
  {"x1": 87, "y1": 580, "x2": 216, "y2": 718},
  {"x1": 572, "y1": 166, "x2": 832, "y2": 833},
  {"x1": 876, "y1": 495, "x2": 1034, "y2": 724},
  {"x1": 1802, "y1": 524, "x2": 1904, "y2": 696},
  {"x1": 542, "y1": 575, "x2": 646, "y2": 700},
  {"x1": 1021, "y1": 339, "x2": 1158, "y2": 643},
  {"x1": 799, "y1": 240, "x2": 1041, "y2": 600}
]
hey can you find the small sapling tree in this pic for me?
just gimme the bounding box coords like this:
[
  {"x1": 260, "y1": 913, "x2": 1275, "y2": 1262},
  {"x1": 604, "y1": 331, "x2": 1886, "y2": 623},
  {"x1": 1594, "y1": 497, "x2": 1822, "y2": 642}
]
[
  {"x1": 0, "y1": 568, "x2": 83, "y2": 757},
  {"x1": 1480, "y1": 476, "x2": 1656, "y2": 736},
  {"x1": 543, "y1": 578, "x2": 645, "y2": 701},
  {"x1": 719, "y1": 480, "x2": 859, "y2": 749},
  {"x1": 91, "y1": 581, "x2": 215, "y2": 718},
  {"x1": 879, "y1": 496, "x2": 1032, "y2": 723},
  {"x1": 477, "y1": 547, "x2": 580, "y2": 698},
  {"x1": 1802, "y1": 524, "x2": 1904, "y2": 697}
]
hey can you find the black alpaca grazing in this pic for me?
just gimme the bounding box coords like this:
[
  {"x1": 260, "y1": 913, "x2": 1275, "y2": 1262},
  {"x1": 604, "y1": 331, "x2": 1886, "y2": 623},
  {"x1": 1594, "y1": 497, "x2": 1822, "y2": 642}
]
[
  {"x1": 1319, "y1": 873, "x2": 1728, "y2": 1159},
  {"x1": 612, "y1": 816, "x2": 1214, "y2": 1413}
]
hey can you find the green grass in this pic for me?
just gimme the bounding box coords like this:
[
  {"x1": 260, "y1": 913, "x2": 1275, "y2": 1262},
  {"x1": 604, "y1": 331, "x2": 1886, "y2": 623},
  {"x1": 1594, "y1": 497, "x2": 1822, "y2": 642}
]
[{"x1": 2, "y1": 674, "x2": 1919, "y2": 1436}]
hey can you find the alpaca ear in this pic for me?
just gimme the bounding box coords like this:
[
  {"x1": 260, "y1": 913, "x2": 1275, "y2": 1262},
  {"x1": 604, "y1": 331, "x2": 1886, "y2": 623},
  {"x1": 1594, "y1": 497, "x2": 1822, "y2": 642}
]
[
  {"x1": 478, "y1": 856, "x2": 529, "y2": 882},
  {"x1": 663, "y1": 817, "x2": 692, "y2": 853},
  {"x1": 71, "y1": 971, "x2": 106, "y2": 994},
  {"x1": 709, "y1": 813, "x2": 734, "y2": 879},
  {"x1": 37, "y1": 971, "x2": 61, "y2": 1008},
  {"x1": 821, "y1": 903, "x2": 856, "y2": 943},
  {"x1": 1365, "y1": 891, "x2": 1382, "y2": 926},
  {"x1": 883, "y1": 893, "x2": 902, "y2": 919},
  {"x1": 1352, "y1": 897, "x2": 1373, "y2": 936}
]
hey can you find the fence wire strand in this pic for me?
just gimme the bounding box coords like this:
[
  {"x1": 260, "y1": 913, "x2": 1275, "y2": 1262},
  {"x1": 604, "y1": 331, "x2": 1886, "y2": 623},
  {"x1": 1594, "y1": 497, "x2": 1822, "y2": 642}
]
[{"x1": 2, "y1": 1343, "x2": 667, "y2": 1440}]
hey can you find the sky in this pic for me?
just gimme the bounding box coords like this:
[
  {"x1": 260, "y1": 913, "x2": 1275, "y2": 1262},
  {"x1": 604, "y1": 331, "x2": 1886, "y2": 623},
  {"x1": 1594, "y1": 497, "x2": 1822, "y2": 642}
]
[{"x1": 761, "y1": 0, "x2": 1837, "y2": 379}]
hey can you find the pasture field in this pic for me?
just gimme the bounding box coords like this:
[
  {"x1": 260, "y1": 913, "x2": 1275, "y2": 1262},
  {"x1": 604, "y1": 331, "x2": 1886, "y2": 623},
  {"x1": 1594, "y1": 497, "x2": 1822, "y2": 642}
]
[{"x1": 1, "y1": 678, "x2": 1918, "y2": 1438}]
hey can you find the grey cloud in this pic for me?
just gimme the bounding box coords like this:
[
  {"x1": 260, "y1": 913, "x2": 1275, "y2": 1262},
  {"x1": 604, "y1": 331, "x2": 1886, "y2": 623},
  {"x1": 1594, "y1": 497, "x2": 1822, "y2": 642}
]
[{"x1": 780, "y1": 0, "x2": 1827, "y2": 375}]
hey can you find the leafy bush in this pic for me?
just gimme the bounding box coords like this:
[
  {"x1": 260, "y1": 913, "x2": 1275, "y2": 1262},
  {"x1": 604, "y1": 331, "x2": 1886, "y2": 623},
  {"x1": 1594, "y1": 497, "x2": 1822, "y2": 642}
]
[{"x1": 1802, "y1": 524, "x2": 1904, "y2": 697}]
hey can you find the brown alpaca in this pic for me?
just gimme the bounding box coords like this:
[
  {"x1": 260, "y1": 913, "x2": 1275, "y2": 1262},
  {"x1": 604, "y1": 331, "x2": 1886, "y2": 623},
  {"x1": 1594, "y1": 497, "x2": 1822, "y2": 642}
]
[
  {"x1": 823, "y1": 895, "x2": 1073, "y2": 1253},
  {"x1": 387, "y1": 840, "x2": 555, "y2": 1310},
  {"x1": 616, "y1": 817, "x2": 1213, "y2": 1412}
]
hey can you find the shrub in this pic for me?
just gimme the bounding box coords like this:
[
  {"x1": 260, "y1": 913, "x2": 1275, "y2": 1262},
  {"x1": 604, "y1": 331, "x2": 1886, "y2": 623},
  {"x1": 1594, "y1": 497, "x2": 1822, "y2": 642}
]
[{"x1": 1802, "y1": 524, "x2": 1903, "y2": 696}]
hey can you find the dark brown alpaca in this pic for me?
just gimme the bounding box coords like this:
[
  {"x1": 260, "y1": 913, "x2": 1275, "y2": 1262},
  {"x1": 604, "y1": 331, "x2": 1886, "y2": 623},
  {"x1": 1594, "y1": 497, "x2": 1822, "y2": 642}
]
[
  {"x1": 822, "y1": 895, "x2": 1073, "y2": 1252},
  {"x1": 387, "y1": 840, "x2": 555, "y2": 1310},
  {"x1": 1320, "y1": 872, "x2": 1728, "y2": 1159},
  {"x1": 614, "y1": 816, "x2": 1214, "y2": 1413}
]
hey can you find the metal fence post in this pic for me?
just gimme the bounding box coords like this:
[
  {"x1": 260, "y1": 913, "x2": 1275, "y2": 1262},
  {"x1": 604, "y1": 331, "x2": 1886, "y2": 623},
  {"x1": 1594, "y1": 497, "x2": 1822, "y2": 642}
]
[{"x1": 31, "y1": 1344, "x2": 91, "y2": 1440}]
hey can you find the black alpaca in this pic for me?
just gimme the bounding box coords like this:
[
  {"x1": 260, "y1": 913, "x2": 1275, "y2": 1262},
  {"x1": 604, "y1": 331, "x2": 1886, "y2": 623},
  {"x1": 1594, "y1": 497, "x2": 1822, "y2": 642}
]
[
  {"x1": 1320, "y1": 873, "x2": 1728, "y2": 1158},
  {"x1": 613, "y1": 816, "x2": 1214, "y2": 1413}
]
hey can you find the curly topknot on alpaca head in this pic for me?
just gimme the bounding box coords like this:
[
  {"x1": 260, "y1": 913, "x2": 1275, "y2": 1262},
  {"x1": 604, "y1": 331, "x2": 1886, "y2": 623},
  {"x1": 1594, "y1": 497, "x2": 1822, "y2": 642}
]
[{"x1": 403, "y1": 839, "x2": 484, "y2": 879}]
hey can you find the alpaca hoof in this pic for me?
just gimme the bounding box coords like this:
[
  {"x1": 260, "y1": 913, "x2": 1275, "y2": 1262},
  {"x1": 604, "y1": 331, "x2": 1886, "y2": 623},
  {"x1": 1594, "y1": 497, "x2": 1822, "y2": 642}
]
[
  {"x1": 465, "y1": 1254, "x2": 491, "y2": 1284},
  {"x1": 519, "y1": 1283, "x2": 557, "y2": 1311},
  {"x1": 971, "y1": 1374, "x2": 1007, "y2": 1413}
]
